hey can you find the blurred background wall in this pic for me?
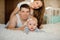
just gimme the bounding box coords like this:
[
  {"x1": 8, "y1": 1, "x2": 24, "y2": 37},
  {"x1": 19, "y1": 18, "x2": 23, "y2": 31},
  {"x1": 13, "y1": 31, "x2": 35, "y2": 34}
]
[
  {"x1": 0, "y1": 0, "x2": 5, "y2": 24},
  {"x1": 44, "y1": 0, "x2": 60, "y2": 8}
]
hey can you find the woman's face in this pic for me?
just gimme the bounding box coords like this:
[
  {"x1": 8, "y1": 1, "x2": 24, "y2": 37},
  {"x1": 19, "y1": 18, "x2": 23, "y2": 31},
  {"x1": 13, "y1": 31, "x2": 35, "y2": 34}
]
[{"x1": 31, "y1": 1, "x2": 43, "y2": 9}]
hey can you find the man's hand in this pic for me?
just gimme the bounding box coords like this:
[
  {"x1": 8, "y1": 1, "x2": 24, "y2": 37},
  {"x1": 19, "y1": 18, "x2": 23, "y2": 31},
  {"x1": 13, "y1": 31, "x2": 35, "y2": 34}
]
[{"x1": 19, "y1": 26, "x2": 25, "y2": 31}]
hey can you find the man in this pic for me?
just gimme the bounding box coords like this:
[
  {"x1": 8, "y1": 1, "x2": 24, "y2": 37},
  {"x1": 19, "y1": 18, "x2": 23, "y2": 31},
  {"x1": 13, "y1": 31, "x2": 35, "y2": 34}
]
[{"x1": 7, "y1": 4, "x2": 30, "y2": 30}]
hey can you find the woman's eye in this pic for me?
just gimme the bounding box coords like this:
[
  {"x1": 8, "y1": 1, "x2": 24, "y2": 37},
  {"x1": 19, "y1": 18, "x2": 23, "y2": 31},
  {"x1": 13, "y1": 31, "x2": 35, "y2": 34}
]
[{"x1": 36, "y1": 2, "x2": 38, "y2": 4}]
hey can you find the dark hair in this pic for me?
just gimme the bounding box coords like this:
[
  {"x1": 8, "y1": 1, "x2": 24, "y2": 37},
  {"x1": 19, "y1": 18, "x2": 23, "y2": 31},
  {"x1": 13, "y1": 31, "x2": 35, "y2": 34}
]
[
  {"x1": 20, "y1": 4, "x2": 30, "y2": 11},
  {"x1": 33, "y1": 0, "x2": 45, "y2": 29}
]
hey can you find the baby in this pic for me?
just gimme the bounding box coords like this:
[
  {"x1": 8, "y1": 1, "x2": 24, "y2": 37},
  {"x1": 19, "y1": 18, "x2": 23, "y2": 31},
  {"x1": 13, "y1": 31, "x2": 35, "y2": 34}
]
[{"x1": 24, "y1": 17, "x2": 40, "y2": 34}]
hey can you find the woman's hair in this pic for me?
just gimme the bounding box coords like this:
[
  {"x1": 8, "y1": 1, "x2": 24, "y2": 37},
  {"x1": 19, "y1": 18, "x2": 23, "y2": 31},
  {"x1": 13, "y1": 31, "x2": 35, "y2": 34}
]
[
  {"x1": 34, "y1": 0, "x2": 40, "y2": 1},
  {"x1": 33, "y1": 0, "x2": 45, "y2": 29}
]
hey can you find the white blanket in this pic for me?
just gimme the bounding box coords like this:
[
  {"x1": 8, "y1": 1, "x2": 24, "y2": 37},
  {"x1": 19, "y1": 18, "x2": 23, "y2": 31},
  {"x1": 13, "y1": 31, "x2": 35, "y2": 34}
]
[{"x1": 0, "y1": 23, "x2": 60, "y2": 40}]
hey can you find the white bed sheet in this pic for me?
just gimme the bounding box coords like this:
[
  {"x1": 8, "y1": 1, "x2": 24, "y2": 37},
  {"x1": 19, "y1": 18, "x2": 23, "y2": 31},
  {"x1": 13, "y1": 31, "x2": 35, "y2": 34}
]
[{"x1": 0, "y1": 23, "x2": 60, "y2": 40}]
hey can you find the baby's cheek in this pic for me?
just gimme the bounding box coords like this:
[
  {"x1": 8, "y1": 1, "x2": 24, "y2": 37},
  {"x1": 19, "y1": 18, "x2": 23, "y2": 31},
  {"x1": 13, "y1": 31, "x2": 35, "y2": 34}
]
[
  {"x1": 34, "y1": 26, "x2": 36, "y2": 27},
  {"x1": 28, "y1": 25, "x2": 31, "y2": 28}
]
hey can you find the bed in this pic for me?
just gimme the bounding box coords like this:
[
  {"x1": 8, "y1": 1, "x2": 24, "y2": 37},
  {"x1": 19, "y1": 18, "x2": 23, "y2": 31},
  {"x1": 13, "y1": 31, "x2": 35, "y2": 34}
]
[{"x1": 0, "y1": 23, "x2": 60, "y2": 40}]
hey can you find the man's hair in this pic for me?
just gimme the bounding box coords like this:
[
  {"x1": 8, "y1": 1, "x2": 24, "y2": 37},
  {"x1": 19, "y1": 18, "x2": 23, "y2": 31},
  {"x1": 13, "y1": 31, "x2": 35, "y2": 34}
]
[{"x1": 20, "y1": 4, "x2": 30, "y2": 10}]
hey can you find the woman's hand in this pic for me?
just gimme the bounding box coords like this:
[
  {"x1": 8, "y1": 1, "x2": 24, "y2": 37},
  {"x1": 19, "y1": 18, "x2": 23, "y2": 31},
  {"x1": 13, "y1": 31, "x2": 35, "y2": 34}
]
[
  {"x1": 19, "y1": 19, "x2": 31, "y2": 30},
  {"x1": 23, "y1": 19, "x2": 30, "y2": 26},
  {"x1": 39, "y1": 25, "x2": 43, "y2": 29}
]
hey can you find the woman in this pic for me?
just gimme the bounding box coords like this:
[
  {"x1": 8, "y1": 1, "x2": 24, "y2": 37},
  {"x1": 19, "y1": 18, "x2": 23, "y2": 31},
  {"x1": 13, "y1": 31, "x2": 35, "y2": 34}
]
[
  {"x1": 9, "y1": 0, "x2": 45, "y2": 29},
  {"x1": 33, "y1": 0, "x2": 45, "y2": 29}
]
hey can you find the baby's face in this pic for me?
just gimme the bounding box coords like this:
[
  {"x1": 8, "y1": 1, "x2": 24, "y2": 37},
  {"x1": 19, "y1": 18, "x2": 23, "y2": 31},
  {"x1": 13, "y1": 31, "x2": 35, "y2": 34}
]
[{"x1": 27, "y1": 20, "x2": 37, "y2": 31}]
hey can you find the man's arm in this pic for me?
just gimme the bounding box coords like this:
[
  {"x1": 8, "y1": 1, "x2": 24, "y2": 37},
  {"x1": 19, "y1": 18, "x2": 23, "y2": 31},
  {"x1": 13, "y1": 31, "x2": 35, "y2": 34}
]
[
  {"x1": 7, "y1": 15, "x2": 22, "y2": 30},
  {"x1": 10, "y1": 7, "x2": 19, "y2": 19},
  {"x1": 7, "y1": 15, "x2": 17, "y2": 30},
  {"x1": 7, "y1": 15, "x2": 25, "y2": 30}
]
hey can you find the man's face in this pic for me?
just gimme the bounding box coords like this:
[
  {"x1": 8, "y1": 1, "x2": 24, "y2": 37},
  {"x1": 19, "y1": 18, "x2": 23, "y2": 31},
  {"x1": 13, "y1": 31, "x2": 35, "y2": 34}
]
[
  {"x1": 19, "y1": 8, "x2": 30, "y2": 20},
  {"x1": 27, "y1": 20, "x2": 37, "y2": 31}
]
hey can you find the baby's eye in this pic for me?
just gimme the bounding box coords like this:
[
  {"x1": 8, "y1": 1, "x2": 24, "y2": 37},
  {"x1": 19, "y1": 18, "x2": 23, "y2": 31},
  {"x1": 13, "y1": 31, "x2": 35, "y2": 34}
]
[
  {"x1": 29, "y1": 24, "x2": 32, "y2": 25},
  {"x1": 34, "y1": 24, "x2": 36, "y2": 26}
]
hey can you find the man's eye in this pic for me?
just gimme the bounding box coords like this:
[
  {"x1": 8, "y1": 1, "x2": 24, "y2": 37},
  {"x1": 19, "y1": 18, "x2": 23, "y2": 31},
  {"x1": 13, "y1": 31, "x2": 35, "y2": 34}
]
[
  {"x1": 22, "y1": 11, "x2": 24, "y2": 12},
  {"x1": 27, "y1": 11, "x2": 29, "y2": 13}
]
